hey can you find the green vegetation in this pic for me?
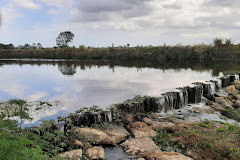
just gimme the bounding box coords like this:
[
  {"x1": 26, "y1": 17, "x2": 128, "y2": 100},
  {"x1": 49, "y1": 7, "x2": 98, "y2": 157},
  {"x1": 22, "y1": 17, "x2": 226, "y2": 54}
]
[
  {"x1": 221, "y1": 108, "x2": 240, "y2": 122},
  {"x1": 1, "y1": 38, "x2": 240, "y2": 61},
  {"x1": 0, "y1": 99, "x2": 82, "y2": 159},
  {"x1": 153, "y1": 120, "x2": 240, "y2": 160}
]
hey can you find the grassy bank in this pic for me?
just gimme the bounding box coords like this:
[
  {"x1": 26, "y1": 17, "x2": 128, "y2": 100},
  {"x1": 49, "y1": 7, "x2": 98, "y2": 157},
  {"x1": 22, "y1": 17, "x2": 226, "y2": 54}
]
[{"x1": 1, "y1": 43, "x2": 240, "y2": 60}]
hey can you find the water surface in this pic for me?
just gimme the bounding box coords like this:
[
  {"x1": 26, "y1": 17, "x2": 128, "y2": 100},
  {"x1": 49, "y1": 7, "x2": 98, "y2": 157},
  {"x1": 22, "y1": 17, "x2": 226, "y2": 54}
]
[{"x1": 1, "y1": 59, "x2": 238, "y2": 126}]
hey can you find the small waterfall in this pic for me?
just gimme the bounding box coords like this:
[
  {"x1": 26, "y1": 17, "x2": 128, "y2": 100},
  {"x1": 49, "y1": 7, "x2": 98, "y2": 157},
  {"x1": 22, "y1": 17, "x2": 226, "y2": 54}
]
[
  {"x1": 156, "y1": 96, "x2": 167, "y2": 113},
  {"x1": 107, "y1": 111, "x2": 112, "y2": 122},
  {"x1": 204, "y1": 82, "x2": 216, "y2": 96},
  {"x1": 163, "y1": 90, "x2": 188, "y2": 111},
  {"x1": 215, "y1": 79, "x2": 222, "y2": 90},
  {"x1": 235, "y1": 75, "x2": 239, "y2": 81}
]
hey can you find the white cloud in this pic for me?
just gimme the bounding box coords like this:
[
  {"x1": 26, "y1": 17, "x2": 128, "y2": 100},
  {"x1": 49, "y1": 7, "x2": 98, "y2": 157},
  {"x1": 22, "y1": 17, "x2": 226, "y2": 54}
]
[
  {"x1": 1, "y1": 4, "x2": 24, "y2": 24},
  {"x1": 180, "y1": 32, "x2": 232, "y2": 39},
  {"x1": 234, "y1": 21, "x2": 240, "y2": 27},
  {"x1": 37, "y1": 0, "x2": 73, "y2": 8},
  {"x1": 12, "y1": 0, "x2": 42, "y2": 10}
]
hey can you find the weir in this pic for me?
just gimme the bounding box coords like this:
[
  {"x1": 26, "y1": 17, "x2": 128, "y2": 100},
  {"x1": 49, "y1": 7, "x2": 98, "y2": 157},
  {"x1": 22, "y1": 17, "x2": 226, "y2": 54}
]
[{"x1": 68, "y1": 74, "x2": 238, "y2": 125}]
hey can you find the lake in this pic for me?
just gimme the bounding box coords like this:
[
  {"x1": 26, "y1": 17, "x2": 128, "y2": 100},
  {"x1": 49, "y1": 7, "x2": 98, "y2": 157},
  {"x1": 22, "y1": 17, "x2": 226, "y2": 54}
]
[{"x1": 0, "y1": 59, "x2": 238, "y2": 126}]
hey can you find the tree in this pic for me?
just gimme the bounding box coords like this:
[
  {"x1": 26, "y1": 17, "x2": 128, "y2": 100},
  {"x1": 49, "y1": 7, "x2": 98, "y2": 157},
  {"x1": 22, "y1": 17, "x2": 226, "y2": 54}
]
[
  {"x1": 56, "y1": 31, "x2": 74, "y2": 47},
  {"x1": 37, "y1": 43, "x2": 43, "y2": 49}
]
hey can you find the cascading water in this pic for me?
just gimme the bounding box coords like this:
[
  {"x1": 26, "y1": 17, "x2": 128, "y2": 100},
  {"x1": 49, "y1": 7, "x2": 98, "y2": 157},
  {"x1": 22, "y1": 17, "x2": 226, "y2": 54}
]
[
  {"x1": 204, "y1": 82, "x2": 216, "y2": 96},
  {"x1": 163, "y1": 90, "x2": 188, "y2": 112},
  {"x1": 235, "y1": 75, "x2": 239, "y2": 81},
  {"x1": 215, "y1": 79, "x2": 222, "y2": 90},
  {"x1": 107, "y1": 111, "x2": 112, "y2": 122}
]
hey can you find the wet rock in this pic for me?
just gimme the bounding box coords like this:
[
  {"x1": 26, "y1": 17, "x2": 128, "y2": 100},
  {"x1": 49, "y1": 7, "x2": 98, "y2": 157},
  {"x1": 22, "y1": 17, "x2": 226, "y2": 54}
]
[
  {"x1": 120, "y1": 137, "x2": 161, "y2": 157},
  {"x1": 86, "y1": 146, "x2": 104, "y2": 160},
  {"x1": 221, "y1": 77, "x2": 230, "y2": 88},
  {"x1": 187, "y1": 85, "x2": 203, "y2": 104},
  {"x1": 225, "y1": 85, "x2": 237, "y2": 94},
  {"x1": 75, "y1": 126, "x2": 130, "y2": 145},
  {"x1": 187, "y1": 150, "x2": 202, "y2": 160},
  {"x1": 141, "y1": 151, "x2": 193, "y2": 160},
  {"x1": 234, "y1": 100, "x2": 240, "y2": 109},
  {"x1": 130, "y1": 122, "x2": 157, "y2": 138},
  {"x1": 60, "y1": 149, "x2": 82, "y2": 159},
  {"x1": 215, "y1": 97, "x2": 233, "y2": 109},
  {"x1": 192, "y1": 104, "x2": 214, "y2": 114},
  {"x1": 70, "y1": 139, "x2": 83, "y2": 147},
  {"x1": 143, "y1": 118, "x2": 175, "y2": 131},
  {"x1": 116, "y1": 96, "x2": 158, "y2": 114},
  {"x1": 211, "y1": 102, "x2": 226, "y2": 111}
]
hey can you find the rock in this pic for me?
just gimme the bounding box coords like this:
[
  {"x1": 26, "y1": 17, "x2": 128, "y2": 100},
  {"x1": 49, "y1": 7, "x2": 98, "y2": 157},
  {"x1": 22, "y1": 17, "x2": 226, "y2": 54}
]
[
  {"x1": 75, "y1": 126, "x2": 130, "y2": 145},
  {"x1": 141, "y1": 151, "x2": 193, "y2": 160},
  {"x1": 233, "y1": 94, "x2": 240, "y2": 101},
  {"x1": 126, "y1": 114, "x2": 134, "y2": 124},
  {"x1": 70, "y1": 139, "x2": 83, "y2": 146},
  {"x1": 234, "y1": 80, "x2": 240, "y2": 90},
  {"x1": 143, "y1": 118, "x2": 175, "y2": 131},
  {"x1": 215, "y1": 97, "x2": 233, "y2": 109},
  {"x1": 234, "y1": 100, "x2": 240, "y2": 108},
  {"x1": 187, "y1": 150, "x2": 202, "y2": 160},
  {"x1": 60, "y1": 149, "x2": 82, "y2": 159},
  {"x1": 130, "y1": 122, "x2": 157, "y2": 138},
  {"x1": 169, "y1": 118, "x2": 193, "y2": 132},
  {"x1": 225, "y1": 85, "x2": 237, "y2": 94},
  {"x1": 121, "y1": 137, "x2": 161, "y2": 157},
  {"x1": 86, "y1": 146, "x2": 104, "y2": 160},
  {"x1": 192, "y1": 104, "x2": 214, "y2": 114},
  {"x1": 138, "y1": 158, "x2": 145, "y2": 160},
  {"x1": 211, "y1": 102, "x2": 226, "y2": 111}
]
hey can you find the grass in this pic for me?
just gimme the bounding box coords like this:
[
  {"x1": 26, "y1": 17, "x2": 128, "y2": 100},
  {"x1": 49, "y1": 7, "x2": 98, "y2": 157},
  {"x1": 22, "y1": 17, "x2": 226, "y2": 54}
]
[
  {"x1": 221, "y1": 108, "x2": 240, "y2": 122},
  {"x1": 170, "y1": 120, "x2": 240, "y2": 160}
]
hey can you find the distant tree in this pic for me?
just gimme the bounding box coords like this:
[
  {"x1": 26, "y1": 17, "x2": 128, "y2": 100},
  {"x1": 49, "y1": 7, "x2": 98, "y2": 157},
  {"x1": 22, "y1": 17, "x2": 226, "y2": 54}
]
[
  {"x1": 213, "y1": 38, "x2": 223, "y2": 48},
  {"x1": 56, "y1": 31, "x2": 74, "y2": 47},
  {"x1": 31, "y1": 43, "x2": 37, "y2": 49},
  {"x1": 37, "y1": 43, "x2": 43, "y2": 49},
  {"x1": 127, "y1": 44, "x2": 130, "y2": 47},
  {"x1": 22, "y1": 44, "x2": 30, "y2": 49}
]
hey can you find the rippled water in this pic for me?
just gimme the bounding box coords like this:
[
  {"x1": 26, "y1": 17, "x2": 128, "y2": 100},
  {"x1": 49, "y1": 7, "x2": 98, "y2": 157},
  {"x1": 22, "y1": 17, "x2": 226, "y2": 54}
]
[{"x1": 1, "y1": 59, "x2": 238, "y2": 126}]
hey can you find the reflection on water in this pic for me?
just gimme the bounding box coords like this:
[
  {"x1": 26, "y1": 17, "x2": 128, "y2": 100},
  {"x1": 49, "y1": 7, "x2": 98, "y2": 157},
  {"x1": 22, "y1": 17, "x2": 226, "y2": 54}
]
[{"x1": 0, "y1": 59, "x2": 237, "y2": 126}]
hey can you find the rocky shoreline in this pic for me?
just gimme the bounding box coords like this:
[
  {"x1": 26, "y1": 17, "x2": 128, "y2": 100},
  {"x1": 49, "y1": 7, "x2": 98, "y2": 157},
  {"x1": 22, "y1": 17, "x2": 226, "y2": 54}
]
[{"x1": 53, "y1": 74, "x2": 240, "y2": 160}]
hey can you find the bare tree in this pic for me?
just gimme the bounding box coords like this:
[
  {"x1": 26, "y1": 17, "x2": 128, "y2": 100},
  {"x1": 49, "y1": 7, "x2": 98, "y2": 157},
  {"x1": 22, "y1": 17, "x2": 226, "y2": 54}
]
[{"x1": 56, "y1": 31, "x2": 75, "y2": 47}]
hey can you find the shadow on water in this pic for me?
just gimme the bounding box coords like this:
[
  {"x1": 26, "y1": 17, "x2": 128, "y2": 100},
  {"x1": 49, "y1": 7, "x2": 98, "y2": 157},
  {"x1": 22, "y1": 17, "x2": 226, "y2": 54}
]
[{"x1": 0, "y1": 59, "x2": 240, "y2": 76}]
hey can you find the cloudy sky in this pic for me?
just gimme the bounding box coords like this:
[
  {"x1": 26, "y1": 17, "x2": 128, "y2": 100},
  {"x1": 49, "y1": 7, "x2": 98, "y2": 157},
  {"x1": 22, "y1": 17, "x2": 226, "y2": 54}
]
[{"x1": 0, "y1": 0, "x2": 240, "y2": 47}]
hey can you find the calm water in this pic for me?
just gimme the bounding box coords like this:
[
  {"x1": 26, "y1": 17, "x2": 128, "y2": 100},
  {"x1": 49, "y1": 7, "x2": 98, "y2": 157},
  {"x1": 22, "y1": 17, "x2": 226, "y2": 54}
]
[{"x1": 0, "y1": 59, "x2": 238, "y2": 126}]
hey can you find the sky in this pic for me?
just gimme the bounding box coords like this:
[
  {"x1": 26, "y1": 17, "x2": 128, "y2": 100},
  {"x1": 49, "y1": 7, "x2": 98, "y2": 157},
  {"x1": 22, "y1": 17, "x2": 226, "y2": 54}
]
[{"x1": 0, "y1": 0, "x2": 240, "y2": 47}]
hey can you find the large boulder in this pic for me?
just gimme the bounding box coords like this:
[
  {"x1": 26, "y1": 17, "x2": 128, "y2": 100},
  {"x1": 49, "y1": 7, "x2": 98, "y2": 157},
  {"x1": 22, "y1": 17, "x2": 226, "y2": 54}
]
[
  {"x1": 75, "y1": 126, "x2": 130, "y2": 145},
  {"x1": 143, "y1": 118, "x2": 175, "y2": 131},
  {"x1": 211, "y1": 102, "x2": 226, "y2": 111},
  {"x1": 86, "y1": 146, "x2": 104, "y2": 160},
  {"x1": 60, "y1": 149, "x2": 82, "y2": 159},
  {"x1": 169, "y1": 118, "x2": 193, "y2": 132},
  {"x1": 121, "y1": 137, "x2": 161, "y2": 157},
  {"x1": 130, "y1": 122, "x2": 157, "y2": 139},
  {"x1": 225, "y1": 85, "x2": 237, "y2": 94},
  {"x1": 215, "y1": 97, "x2": 233, "y2": 109},
  {"x1": 141, "y1": 151, "x2": 193, "y2": 160},
  {"x1": 234, "y1": 100, "x2": 240, "y2": 109}
]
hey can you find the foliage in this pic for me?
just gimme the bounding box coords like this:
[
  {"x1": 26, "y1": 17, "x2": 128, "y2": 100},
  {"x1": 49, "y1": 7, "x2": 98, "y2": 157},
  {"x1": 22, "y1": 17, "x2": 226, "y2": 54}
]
[
  {"x1": 221, "y1": 108, "x2": 240, "y2": 122},
  {"x1": 56, "y1": 31, "x2": 75, "y2": 47}
]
